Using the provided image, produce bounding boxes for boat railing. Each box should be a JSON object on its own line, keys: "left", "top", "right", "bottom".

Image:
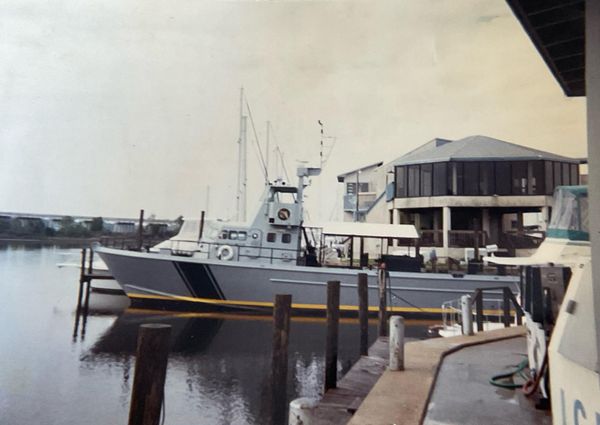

{"left": 154, "top": 238, "right": 307, "bottom": 265}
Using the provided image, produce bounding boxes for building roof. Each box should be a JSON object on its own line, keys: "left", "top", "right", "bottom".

{"left": 506, "top": 0, "right": 585, "bottom": 97}
{"left": 389, "top": 135, "right": 578, "bottom": 166}
{"left": 337, "top": 161, "right": 384, "bottom": 182}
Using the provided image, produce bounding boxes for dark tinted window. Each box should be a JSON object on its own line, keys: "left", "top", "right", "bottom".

{"left": 453, "top": 162, "right": 464, "bottom": 195}
{"left": 570, "top": 163, "right": 579, "bottom": 185}
{"left": 554, "top": 161, "right": 562, "bottom": 187}
{"left": 562, "top": 162, "right": 570, "bottom": 186}
{"left": 432, "top": 162, "right": 447, "bottom": 196}
{"left": 421, "top": 164, "right": 432, "bottom": 197}
{"left": 267, "top": 233, "right": 276, "bottom": 243}
{"left": 463, "top": 162, "right": 479, "bottom": 195}
{"left": 282, "top": 233, "right": 291, "bottom": 243}
{"left": 479, "top": 162, "right": 494, "bottom": 195}
{"left": 495, "top": 162, "right": 511, "bottom": 195}
{"left": 511, "top": 161, "right": 527, "bottom": 195}
{"left": 544, "top": 161, "right": 554, "bottom": 194}
{"left": 395, "top": 166, "right": 407, "bottom": 198}
{"left": 530, "top": 161, "right": 545, "bottom": 195}
{"left": 408, "top": 165, "right": 420, "bottom": 197}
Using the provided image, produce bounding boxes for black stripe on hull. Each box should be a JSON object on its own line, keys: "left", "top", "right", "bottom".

{"left": 174, "top": 261, "right": 225, "bottom": 300}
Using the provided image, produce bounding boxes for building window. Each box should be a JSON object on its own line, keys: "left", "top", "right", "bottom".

{"left": 346, "top": 182, "right": 356, "bottom": 195}
{"left": 432, "top": 162, "right": 447, "bottom": 196}
{"left": 395, "top": 166, "right": 407, "bottom": 198}
{"left": 282, "top": 233, "right": 291, "bottom": 243}
{"left": 562, "top": 162, "right": 571, "bottom": 186}
{"left": 495, "top": 162, "right": 511, "bottom": 195}
{"left": 408, "top": 165, "right": 420, "bottom": 197}
{"left": 463, "top": 162, "right": 479, "bottom": 195}
{"left": 267, "top": 233, "right": 276, "bottom": 243}
{"left": 421, "top": 163, "right": 432, "bottom": 197}
{"left": 479, "top": 162, "right": 494, "bottom": 195}
{"left": 530, "top": 161, "right": 545, "bottom": 195}
{"left": 554, "top": 161, "right": 562, "bottom": 188}
{"left": 511, "top": 161, "right": 528, "bottom": 195}
{"left": 452, "top": 162, "right": 464, "bottom": 195}
{"left": 544, "top": 161, "right": 554, "bottom": 195}
{"left": 570, "top": 163, "right": 579, "bottom": 185}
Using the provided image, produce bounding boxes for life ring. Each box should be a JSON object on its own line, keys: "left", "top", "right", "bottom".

{"left": 217, "top": 245, "right": 235, "bottom": 261}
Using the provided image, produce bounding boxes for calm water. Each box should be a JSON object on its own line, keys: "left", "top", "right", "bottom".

{"left": 0, "top": 244, "right": 431, "bottom": 425}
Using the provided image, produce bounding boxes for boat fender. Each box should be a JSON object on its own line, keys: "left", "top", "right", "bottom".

{"left": 217, "top": 245, "right": 235, "bottom": 261}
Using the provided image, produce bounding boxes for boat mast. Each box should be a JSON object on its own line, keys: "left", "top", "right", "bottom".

{"left": 236, "top": 87, "right": 247, "bottom": 222}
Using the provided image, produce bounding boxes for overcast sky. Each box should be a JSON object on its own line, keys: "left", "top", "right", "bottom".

{"left": 0, "top": 0, "right": 587, "bottom": 221}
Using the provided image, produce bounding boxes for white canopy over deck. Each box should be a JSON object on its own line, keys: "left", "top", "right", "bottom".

{"left": 319, "top": 222, "right": 419, "bottom": 239}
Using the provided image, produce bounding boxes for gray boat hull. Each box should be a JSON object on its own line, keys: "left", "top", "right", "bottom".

{"left": 96, "top": 246, "right": 519, "bottom": 316}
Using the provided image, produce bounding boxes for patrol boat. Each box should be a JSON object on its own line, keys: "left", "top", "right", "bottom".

{"left": 95, "top": 166, "right": 517, "bottom": 316}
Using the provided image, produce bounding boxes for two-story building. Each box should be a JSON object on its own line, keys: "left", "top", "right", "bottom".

{"left": 339, "top": 135, "right": 582, "bottom": 261}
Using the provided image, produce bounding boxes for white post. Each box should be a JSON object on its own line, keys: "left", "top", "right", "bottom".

{"left": 389, "top": 315, "right": 405, "bottom": 371}
{"left": 442, "top": 206, "right": 451, "bottom": 258}
{"left": 288, "top": 397, "right": 319, "bottom": 425}
{"left": 461, "top": 295, "right": 474, "bottom": 336}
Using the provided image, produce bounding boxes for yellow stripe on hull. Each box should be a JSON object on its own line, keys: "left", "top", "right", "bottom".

{"left": 127, "top": 292, "right": 512, "bottom": 316}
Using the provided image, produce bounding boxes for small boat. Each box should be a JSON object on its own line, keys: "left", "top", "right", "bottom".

{"left": 95, "top": 166, "right": 518, "bottom": 317}
{"left": 484, "top": 185, "right": 590, "bottom": 268}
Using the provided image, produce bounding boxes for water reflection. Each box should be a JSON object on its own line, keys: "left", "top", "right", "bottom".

{"left": 0, "top": 244, "right": 433, "bottom": 425}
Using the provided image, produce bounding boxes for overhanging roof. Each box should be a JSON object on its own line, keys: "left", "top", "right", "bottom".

{"left": 390, "top": 135, "right": 578, "bottom": 166}
{"left": 506, "top": 0, "right": 585, "bottom": 97}
{"left": 320, "top": 222, "right": 419, "bottom": 239}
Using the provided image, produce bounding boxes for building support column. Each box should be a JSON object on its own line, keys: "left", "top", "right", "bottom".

{"left": 442, "top": 206, "right": 451, "bottom": 258}
{"left": 586, "top": 0, "right": 600, "bottom": 372}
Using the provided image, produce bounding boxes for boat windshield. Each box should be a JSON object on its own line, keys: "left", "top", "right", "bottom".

{"left": 547, "top": 185, "right": 588, "bottom": 241}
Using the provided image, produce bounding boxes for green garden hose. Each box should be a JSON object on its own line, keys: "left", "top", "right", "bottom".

{"left": 489, "top": 358, "right": 529, "bottom": 389}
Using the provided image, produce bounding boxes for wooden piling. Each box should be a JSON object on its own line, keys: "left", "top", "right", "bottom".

{"left": 325, "top": 280, "right": 340, "bottom": 391}
{"left": 128, "top": 324, "right": 171, "bottom": 425}
{"left": 76, "top": 248, "right": 87, "bottom": 310}
{"left": 474, "top": 289, "right": 484, "bottom": 332}
{"left": 198, "top": 210, "right": 206, "bottom": 241}
{"left": 271, "top": 294, "right": 292, "bottom": 425}
{"left": 377, "top": 265, "right": 387, "bottom": 337}
{"left": 137, "top": 209, "right": 145, "bottom": 251}
{"left": 357, "top": 273, "right": 369, "bottom": 356}
{"left": 502, "top": 288, "right": 511, "bottom": 328}
{"left": 87, "top": 248, "right": 94, "bottom": 274}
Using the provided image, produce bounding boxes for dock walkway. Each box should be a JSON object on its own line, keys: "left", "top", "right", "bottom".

{"left": 306, "top": 338, "right": 390, "bottom": 425}
{"left": 348, "top": 326, "right": 535, "bottom": 425}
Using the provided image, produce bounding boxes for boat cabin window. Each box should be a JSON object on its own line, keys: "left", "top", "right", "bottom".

{"left": 275, "top": 192, "right": 296, "bottom": 204}
{"left": 282, "top": 233, "right": 291, "bottom": 244}
{"left": 267, "top": 232, "right": 276, "bottom": 243}
{"left": 219, "top": 231, "right": 228, "bottom": 239}
{"left": 238, "top": 231, "right": 247, "bottom": 241}
{"left": 229, "top": 231, "right": 238, "bottom": 240}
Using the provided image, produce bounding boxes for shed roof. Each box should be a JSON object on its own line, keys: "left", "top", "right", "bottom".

{"left": 390, "top": 135, "right": 578, "bottom": 166}
{"left": 320, "top": 222, "right": 419, "bottom": 239}
{"left": 337, "top": 161, "right": 384, "bottom": 182}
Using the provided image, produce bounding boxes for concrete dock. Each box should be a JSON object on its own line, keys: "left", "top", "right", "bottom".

{"left": 304, "top": 326, "right": 550, "bottom": 425}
